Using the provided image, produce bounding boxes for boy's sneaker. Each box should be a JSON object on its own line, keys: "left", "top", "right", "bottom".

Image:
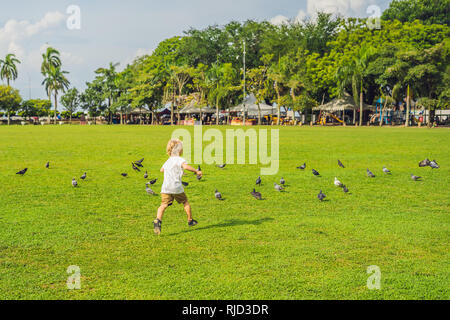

{"left": 153, "top": 219, "right": 162, "bottom": 235}
{"left": 188, "top": 220, "right": 198, "bottom": 227}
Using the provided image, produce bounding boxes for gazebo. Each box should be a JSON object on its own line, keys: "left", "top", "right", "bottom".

{"left": 230, "top": 94, "right": 276, "bottom": 116}
{"left": 313, "top": 94, "right": 374, "bottom": 125}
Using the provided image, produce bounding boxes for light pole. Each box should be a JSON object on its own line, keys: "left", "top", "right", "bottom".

{"left": 243, "top": 40, "right": 247, "bottom": 126}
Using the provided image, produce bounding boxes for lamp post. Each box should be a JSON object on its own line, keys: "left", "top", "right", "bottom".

{"left": 243, "top": 40, "right": 247, "bottom": 126}
{"left": 229, "top": 40, "right": 247, "bottom": 126}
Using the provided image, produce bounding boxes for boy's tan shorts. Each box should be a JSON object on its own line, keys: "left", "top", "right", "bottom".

{"left": 161, "top": 193, "right": 188, "bottom": 205}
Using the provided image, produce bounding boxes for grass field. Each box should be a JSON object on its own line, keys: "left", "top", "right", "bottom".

{"left": 0, "top": 125, "right": 449, "bottom": 300}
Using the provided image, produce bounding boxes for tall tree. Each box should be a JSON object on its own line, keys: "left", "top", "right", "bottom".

{"left": 95, "top": 62, "right": 119, "bottom": 124}
{"left": 61, "top": 88, "right": 79, "bottom": 124}
{"left": 336, "top": 45, "right": 375, "bottom": 126}
{"left": 0, "top": 85, "right": 22, "bottom": 125}
{"left": 382, "top": 0, "right": 450, "bottom": 25}
{"left": 0, "top": 54, "right": 21, "bottom": 86}
{"left": 42, "top": 66, "right": 70, "bottom": 124}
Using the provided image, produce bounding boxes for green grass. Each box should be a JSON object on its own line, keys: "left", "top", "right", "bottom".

{"left": 0, "top": 125, "right": 449, "bottom": 300}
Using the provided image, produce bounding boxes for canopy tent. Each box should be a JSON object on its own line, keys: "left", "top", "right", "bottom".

{"left": 313, "top": 94, "right": 375, "bottom": 112}
{"left": 179, "top": 105, "right": 216, "bottom": 114}
{"left": 230, "top": 94, "right": 276, "bottom": 116}
{"left": 130, "top": 107, "right": 150, "bottom": 115}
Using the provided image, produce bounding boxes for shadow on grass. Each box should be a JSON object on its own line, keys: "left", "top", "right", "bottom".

{"left": 166, "top": 217, "right": 274, "bottom": 237}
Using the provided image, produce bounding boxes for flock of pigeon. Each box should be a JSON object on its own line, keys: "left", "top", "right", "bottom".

{"left": 15, "top": 157, "right": 440, "bottom": 204}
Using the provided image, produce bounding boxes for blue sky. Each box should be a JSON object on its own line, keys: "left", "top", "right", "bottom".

{"left": 0, "top": 0, "right": 391, "bottom": 100}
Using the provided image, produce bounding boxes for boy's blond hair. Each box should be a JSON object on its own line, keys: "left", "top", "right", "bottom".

{"left": 167, "top": 139, "right": 184, "bottom": 157}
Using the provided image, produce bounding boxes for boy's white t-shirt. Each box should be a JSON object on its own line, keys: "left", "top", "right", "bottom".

{"left": 161, "top": 156, "right": 187, "bottom": 194}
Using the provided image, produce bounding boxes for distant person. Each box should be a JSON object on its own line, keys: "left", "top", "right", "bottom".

{"left": 153, "top": 139, "right": 202, "bottom": 235}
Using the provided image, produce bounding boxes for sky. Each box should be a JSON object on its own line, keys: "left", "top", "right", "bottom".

{"left": 0, "top": 0, "right": 392, "bottom": 100}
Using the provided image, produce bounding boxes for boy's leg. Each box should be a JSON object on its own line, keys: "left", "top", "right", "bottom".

{"left": 155, "top": 195, "right": 172, "bottom": 235}
{"left": 154, "top": 205, "right": 167, "bottom": 235}
{"left": 157, "top": 204, "right": 168, "bottom": 222}
{"left": 183, "top": 201, "right": 193, "bottom": 222}
{"left": 183, "top": 201, "right": 198, "bottom": 227}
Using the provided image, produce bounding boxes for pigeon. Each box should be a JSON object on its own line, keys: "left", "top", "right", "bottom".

{"left": 430, "top": 160, "right": 440, "bottom": 169}
{"left": 419, "top": 159, "right": 431, "bottom": 167}
{"left": 318, "top": 190, "right": 326, "bottom": 201}
{"left": 134, "top": 162, "right": 144, "bottom": 168}
{"left": 149, "top": 179, "right": 157, "bottom": 185}
{"left": 135, "top": 158, "right": 144, "bottom": 165}
{"left": 216, "top": 164, "right": 226, "bottom": 169}
{"left": 342, "top": 185, "right": 349, "bottom": 193}
{"left": 145, "top": 183, "right": 156, "bottom": 195}
{"left": 312, "top": 169, "right": 320, "bottom": 176}
{"left": 251, "top": 189, "right": 262, "bottom": 200}
{"left": 280, "top": 178, "right": 286, "bottom": 186}
{"left": 367, "top": 169, "right": 376, "bottom": 178}
{"left": 274, "top": 183, "right": 284, "bottom": 192}
{"left": 411, "top": 174, "right": 422, "bottom": 181}
{"left": 81, "top": 172, "right": 87, "bottom": 180}
{"left": 16, "top": 168, "right": 28, "bottom": 175}
{"left": 121, "top": 173, "right": 128, "bottom": 177}
{"left": 144, "top": 171, "right": 148, "bottom": 179}
{"left": 334, "top": 177, "right": 343, "bottom": 187}
{"left": 256, "top": 176, "right": 261, "bottom": 186}
{"left": 297, "top": 163, "right": 306, "bottom": 170}
{"left": 338, "top": 160, "right": 345, "bottom": 168}
{"left": 45, "top": 162, "right": 50, "bottom": 169}
{"left": 132, "top": 162, "right": 141, "bottom": 172}
{"left": 182, "top": 181, "right": 189, "bottom": 187}
{"left": 383, "top": 167, "right": 391, "bottom": 174}
{"left": 72, "top": 178, "right": 78, "bottom": 187}
{"left": 215, "top": 190, "right": 223, "bottom": 200}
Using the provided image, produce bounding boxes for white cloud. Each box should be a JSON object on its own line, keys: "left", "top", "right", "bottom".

{"left": 0, "top": 12, "right": 65, "bottom": 57}
{"left": 273, "top": 0, "right": 378, "bottom": 24}
{"left": 122, "top": 48, "right": 154, "bottom": 66}
{"left": 270, "top": 15, "right": 290, "bottom": 26}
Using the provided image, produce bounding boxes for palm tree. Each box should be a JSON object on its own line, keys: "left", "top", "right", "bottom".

{"left": 41, "top": 47, "right": 62, "bottom": 123}
{"left": 42, "top": 66, "right": 70, "bottom": 124}
{"left": 41, "top": 47, "right": 61, "bottom": 76}
{"left": 0, "top": 54, "right": 21, "bottom": 86}
{"left": 336, "top": 45, "right": 374, "bottom": 126}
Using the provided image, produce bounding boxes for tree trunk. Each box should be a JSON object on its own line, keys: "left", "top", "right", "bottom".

{"left": 359, "top": 90, "right": 363, "bottom": 127}
{"left": 216, "top": 97, "right": 219, "bottom": 126}
{"left": 120, "top": 112, "right": 123, "bottom": 125}
{"left": 429, "top": 109, "right": 436, "bottom": 127}
{"left": 379, "top": 99, "right": 388, "bottom": 127}
{"left": 277, "top": 105, "right": 281, "bottom": 126}
{"left": 7, "top": 110, "right": 10, "bottom": 125}
{"left": 257, "top": 104, "right": 261, "bottom": 125}
{"left": 70, "top": 114, "right": 72, "bottom": 125}
{"left": 54, "top": 92, "right": 58, "bottom": 125}
{"left": 405, "top": 85, "right": 410, "bottom": 127}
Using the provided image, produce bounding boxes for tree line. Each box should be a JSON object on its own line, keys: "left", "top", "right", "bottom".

{"left": 1, "top": 0, "right": 449, "bottom": 126}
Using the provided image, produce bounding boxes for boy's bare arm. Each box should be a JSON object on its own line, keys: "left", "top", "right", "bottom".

{"left": 182, "top": 163, "right": 202, "bottom": 177}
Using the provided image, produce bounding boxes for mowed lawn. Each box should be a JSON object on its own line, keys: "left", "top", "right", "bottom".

{"left": 0, "top": 125, "right": 448, "bottom": 300}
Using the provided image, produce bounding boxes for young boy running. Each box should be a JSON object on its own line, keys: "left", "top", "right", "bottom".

{"left": 153, "top": 139, "right": 202, "bottom": 235}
